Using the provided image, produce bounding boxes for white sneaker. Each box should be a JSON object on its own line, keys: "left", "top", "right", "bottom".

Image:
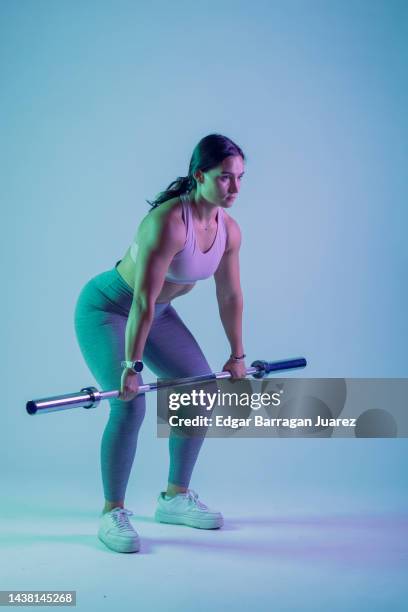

{"left": 154, "top": 489, "right": 224, "bottom": 529}
{"left": 98, "top": 507, "right": 140, "bottom": 553}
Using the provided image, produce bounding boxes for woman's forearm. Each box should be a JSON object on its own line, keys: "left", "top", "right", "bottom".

{"left": 125, "top": 301, "right": 155, "bottom": 362}
{"left": 217, "top": 295, "right": 244, "bottom": 356}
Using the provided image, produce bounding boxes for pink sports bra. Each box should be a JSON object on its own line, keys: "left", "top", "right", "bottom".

{"left": 129, "top": 194, "right": 228, "bottom": 284}
{"left": 164, "top": 193, "right": 227, "bottom": 284}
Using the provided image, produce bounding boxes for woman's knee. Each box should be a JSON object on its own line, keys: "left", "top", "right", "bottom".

{"left": 107, "top": 395, "right": 146, "bottom": 428}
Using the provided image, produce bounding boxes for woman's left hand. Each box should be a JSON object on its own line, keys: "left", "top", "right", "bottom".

{"left": 221, "top": 357, "right": 247, "bottom": 380}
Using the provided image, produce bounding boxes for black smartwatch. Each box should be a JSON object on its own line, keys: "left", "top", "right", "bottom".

{"left": 121, "top": 360, "right": 144, "bottom": 373}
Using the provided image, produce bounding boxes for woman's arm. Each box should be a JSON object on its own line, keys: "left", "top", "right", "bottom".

{"left": 214, "top": 217, "right": 246, "bottom": 378}
{"left": 125, "top": 209, "right": 185, "bottom": 362}
{"left": 120, "top": 208, "right": 184, "bottom": 400}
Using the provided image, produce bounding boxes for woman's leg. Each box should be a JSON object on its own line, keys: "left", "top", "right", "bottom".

{"left": 143, "top": 304, "right": 215, "bottom": 493}
{"left": 74, "top": 275, "right": 146, "bottom": 511}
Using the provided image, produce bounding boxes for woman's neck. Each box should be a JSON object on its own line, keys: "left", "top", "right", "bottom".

{"left": 188, "top": 189, "right": 218, "bottom": 226}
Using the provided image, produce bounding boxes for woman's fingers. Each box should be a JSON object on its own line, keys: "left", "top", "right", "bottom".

{"left": 119, "top": 369, "right": 140, "bottom": 401}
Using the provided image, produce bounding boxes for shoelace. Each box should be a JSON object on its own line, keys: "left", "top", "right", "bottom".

{"left": 185, "top": 489, "right": 208, "bottom": 510}
{"left": 109, "top": 508, "right": 134, "bottom": 532}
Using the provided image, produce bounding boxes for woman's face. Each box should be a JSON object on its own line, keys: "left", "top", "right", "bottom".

{"left": 195, "top": 155, "right": 245, "bottom": 207}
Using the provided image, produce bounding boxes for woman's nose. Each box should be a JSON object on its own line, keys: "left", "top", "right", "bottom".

{"left": 229, "top": 180, "right": 239, "bottom": 193}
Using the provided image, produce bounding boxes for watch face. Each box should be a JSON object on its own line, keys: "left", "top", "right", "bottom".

{"left": 134, "top": 361, "right": 143, "bottom": 372}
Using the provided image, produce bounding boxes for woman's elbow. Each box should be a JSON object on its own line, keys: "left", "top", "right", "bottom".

{"left": 131, "top": 293, "right": 155, "bottom": 317}
{"left": 217, "top": 291, "right": 243, "bottom": 305}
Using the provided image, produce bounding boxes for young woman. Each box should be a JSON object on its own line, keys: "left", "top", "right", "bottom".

{"left": 74, "top": 133, "right": 246, "bottom": 553}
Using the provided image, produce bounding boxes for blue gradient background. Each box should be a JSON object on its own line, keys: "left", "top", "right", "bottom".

{"left": 2, "top": 1, "right": 407, "bottom": 610}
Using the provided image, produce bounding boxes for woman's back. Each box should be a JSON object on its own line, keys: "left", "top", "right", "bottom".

{"left": 116, "top": 196, "right": 194, "bottom": 303}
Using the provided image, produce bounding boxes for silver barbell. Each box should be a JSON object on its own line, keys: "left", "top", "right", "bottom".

{"left": 26, "top": 357, "right": 307, "bottom": 415}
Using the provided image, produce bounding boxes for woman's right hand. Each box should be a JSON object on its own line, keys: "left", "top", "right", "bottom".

{"left": 119, "top": 368, "right": 140, "bottom": 401}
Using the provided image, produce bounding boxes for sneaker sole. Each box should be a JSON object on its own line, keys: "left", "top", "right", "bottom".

{"left": 97, "top": 528, "right": 140, "bottom": 553}
{"left": 154, "top": 510, "right": 223, "bottom": 529}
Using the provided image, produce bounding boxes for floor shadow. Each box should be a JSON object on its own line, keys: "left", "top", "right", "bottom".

{"left": 2, "top": 514, "right": 407, "bottom": 569}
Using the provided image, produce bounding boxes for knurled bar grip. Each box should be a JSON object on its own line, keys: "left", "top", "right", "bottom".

{"left": 26, "top": 357, "right": 307, "bottom": 415}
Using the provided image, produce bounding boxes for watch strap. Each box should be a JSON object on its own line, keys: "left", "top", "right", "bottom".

{"left": 121, "top": 360, "right": 144, "bottom": 372}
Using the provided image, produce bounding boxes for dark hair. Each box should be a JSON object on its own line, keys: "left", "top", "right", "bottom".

{"left": 146, "top": 133, "right": 245, "bottom": 210}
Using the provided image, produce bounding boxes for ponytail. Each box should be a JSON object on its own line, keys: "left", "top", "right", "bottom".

{"left": 147, "top": 175, "right": 195, "bottom": 211}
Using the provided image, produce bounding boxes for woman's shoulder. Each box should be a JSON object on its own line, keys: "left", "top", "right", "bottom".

{"left": 148, "top": 196, "right": 183, "bottom": 219}
{"left": 137, "top": 196, "right": 185, "bottom": 242}
{"left": 221, "top": 209, "right": 240, "bottom": 233}
{"left": 221, "top": 210, "right": 241, "bottom": 250}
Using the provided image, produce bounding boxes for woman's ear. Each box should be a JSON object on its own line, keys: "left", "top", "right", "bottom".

{"left": 194, "top": 170, "right": 204, "bottom": 184}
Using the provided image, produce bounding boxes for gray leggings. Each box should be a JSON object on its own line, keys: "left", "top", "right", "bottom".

{"left": 74, "top": 262, "right": 212, "bottom": 501}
